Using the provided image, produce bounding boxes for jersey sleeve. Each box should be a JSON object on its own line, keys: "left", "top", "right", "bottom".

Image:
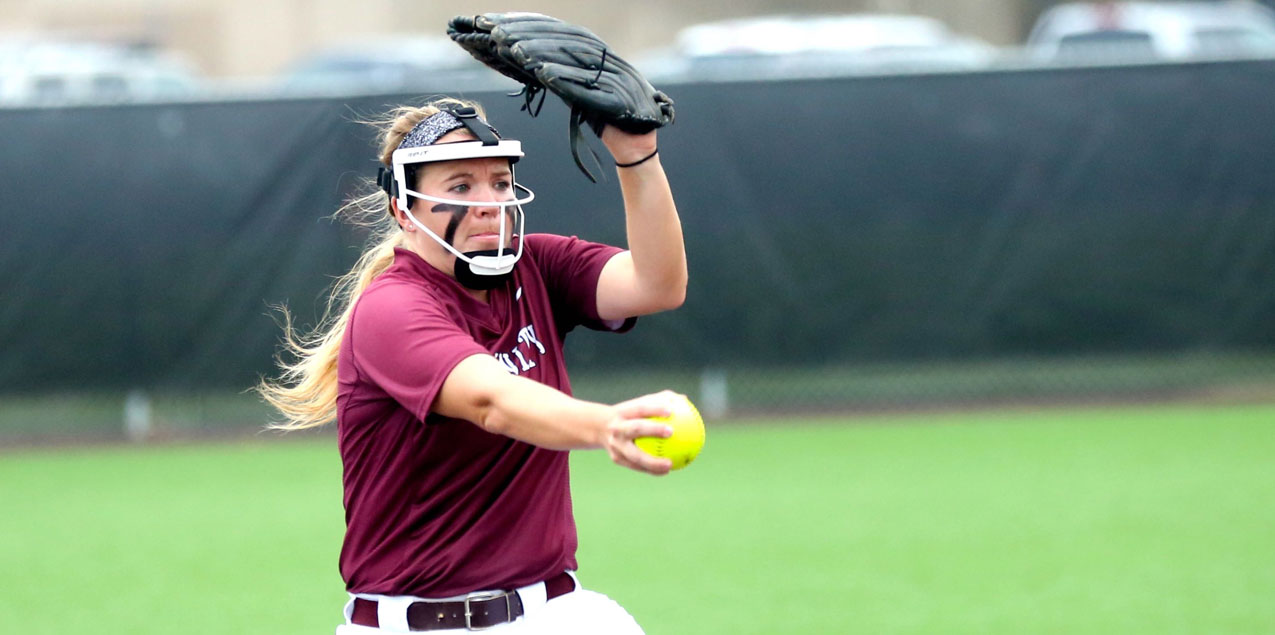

{"left": 526, "top": 233, "right": 637, "bottom": 334}
{"left": 345, "top": 282, "right": 489, "bottom": 422}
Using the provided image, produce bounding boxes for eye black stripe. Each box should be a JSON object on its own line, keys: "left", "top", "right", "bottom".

{"left": 432, "top": 204, "right": 469, "bottom": 245}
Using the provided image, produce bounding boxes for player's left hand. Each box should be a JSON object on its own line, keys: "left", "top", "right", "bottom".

{"left": 600, "top": 127, "right": 658, "bottom": 167}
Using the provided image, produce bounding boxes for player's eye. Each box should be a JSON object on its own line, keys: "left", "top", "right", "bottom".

{"left": 493, "top": 180, "right": 511, "bottom": 192}
{"left": 450, "top": 183, "right": 470, "bottom": 194}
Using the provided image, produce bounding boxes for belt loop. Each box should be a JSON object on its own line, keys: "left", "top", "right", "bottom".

{"left": 343, "top": 595, "right": 357, "bottom": 623}
{"left": 515, "top": 578, "right": 549, "bottom": 620}
{"left": 376, "top": 595, "right": 412, "bottom": 631}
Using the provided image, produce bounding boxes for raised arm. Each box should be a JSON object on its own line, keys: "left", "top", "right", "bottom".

{"left": 594, "top": 128, "right": 688, "bottom": 321}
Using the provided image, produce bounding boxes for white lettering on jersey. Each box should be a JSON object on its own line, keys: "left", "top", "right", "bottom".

{"left": 517, "top": 325, "right": 546, "bottom": 354}
{"left": 511, "top": 348, "right": 536, "bottom": 372}
{"left": 495, "top": 324, "right": 547, "bottom": 376}
{"left": 494, "top": 353, "right": 519, "bottom": 375}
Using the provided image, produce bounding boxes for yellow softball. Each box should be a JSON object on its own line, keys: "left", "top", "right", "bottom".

{"left": 635, "top": 394, "right": 706, "bottom": 471}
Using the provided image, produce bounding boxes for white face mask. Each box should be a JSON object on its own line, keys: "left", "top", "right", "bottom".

{"left": 391, "top": 137, "right": 535, "bottom": 287}
{"left": 399, "top": 180, "right": 536, "bottom": 278}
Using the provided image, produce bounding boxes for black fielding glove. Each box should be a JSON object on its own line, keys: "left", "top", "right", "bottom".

{"left": 448, "top": 12, "right": 675, "bottom": 181}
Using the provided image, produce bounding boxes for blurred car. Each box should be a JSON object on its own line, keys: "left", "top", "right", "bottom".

{"left": 634, "top": 14, "right": 998, "bottom": 83}
{"left": 1026, "top": 1, "right": 1275, "bottom": 63}
{"left": 278, "top": 36, "right": 513, "bottom": 95}
{"left": 0, "top": 38, "right": 199, "bottom": 106}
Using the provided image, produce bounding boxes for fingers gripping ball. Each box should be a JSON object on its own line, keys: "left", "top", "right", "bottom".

{"left": 636, "top": 395, "right": 705, "bottom": 471}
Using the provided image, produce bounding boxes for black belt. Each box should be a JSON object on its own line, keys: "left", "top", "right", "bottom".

{"left": 351, "top": 571, "right": 576, "bottom": 631}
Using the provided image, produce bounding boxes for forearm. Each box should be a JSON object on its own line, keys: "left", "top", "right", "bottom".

{"left": 616, "top": 155, "right": 688, "bottom": 303}
{"left": 457, "top": 365, "right": 613, "bottom": 450}
{"left": 436, "top": 355, "right": 677, "bottom": 474}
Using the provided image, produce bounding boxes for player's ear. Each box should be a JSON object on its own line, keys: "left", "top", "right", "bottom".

{"left": 388, "top": 198, "right": 411, "bottom": 231}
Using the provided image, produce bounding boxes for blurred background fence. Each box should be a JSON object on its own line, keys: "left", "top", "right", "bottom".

{"left": 3, "top": 2, "right": 1275, "bottom": 444}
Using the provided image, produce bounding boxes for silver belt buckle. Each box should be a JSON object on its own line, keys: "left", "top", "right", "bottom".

{"left": 463, "top": 590, "right": 511, "bottom": 631}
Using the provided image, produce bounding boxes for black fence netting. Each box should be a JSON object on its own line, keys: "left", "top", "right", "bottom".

{"left": 2, "top": 60, "right": 1275, "bottom": 441}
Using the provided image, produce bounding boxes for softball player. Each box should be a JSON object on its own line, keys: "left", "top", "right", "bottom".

{"left": 258, "top": 95, "right": 686, "bottom": 634}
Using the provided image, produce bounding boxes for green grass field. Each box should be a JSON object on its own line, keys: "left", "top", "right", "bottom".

{"left": 1, "top": 402, "right": 1272, "bottom": 634}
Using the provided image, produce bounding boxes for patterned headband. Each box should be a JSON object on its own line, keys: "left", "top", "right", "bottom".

{"left": 399, "top": 109, "right": 500, "bottom": 150}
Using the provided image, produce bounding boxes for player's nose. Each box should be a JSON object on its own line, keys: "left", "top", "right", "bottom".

{"left": 468, "top": 185, "right": 507, "bottom": 216}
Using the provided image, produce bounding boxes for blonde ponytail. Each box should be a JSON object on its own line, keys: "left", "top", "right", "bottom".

{"left": 257, "top": 97, "right": 487, "bottom": 430}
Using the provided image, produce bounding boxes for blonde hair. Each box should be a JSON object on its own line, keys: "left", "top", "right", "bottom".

{"left": 258, "top": 97, "right": 487, "bottom": 430}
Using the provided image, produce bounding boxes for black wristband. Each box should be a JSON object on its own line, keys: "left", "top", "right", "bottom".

{"left": 615, "top": 148, "right": 658, "bottom": 168}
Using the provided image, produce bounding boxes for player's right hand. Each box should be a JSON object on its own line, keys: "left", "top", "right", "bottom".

{"left": 603, "top": 390, "right": 678, "bottom": 475}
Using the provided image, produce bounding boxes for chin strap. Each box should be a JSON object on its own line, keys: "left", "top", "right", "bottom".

{"left": 454, "top": 248, "right": 517, "bottom": 290}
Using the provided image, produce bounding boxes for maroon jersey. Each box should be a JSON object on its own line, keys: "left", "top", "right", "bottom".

{"left": 335, "top": 234, "right": 632, "bottom": 598}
